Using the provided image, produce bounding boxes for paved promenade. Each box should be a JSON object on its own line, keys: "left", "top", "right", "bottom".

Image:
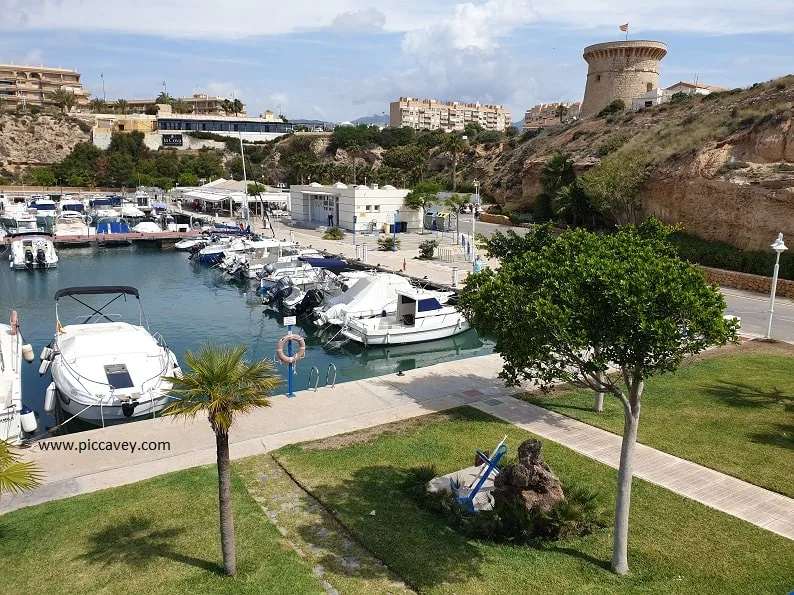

{"left": 3, "top": 353, "right": 793, "bottom": 543}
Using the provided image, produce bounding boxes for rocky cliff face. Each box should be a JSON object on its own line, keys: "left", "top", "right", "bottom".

{"left": 489, "top": 76, "right": 794, "bottom": 251}
{"left": 0, "top": 112, "right": 90, "bottom": 174}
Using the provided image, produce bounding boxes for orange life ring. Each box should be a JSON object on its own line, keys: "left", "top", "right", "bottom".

{"left": 9, "top": 310, "right": 18, "bottom": 335}
{"left": 276, "top": 333, "right": 306, "bottom": 364}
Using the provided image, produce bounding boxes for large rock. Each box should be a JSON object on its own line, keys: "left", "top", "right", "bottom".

{"left": 0, "top": 112, "right": 90, "bottom": 172}
{"left": 493, "top": 438, "right": 565, "bottom": 513}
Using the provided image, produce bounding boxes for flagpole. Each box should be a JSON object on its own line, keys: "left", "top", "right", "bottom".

{"left": 625, "top": 25, "right": 629, "bottom": 41}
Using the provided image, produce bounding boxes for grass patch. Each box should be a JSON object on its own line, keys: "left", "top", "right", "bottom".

{"left": 275, "top": 407, "right": 794, "bottom": 594}
{"left": 0, "top": 465, "right": 322, "bottom": 594}
{"left": 522, "top": 343, "right": 794, "bottom": 497}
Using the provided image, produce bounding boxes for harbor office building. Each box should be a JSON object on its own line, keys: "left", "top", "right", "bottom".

{"left": 289, "top": 183, "right": 421, "bottom": 233}
{"left": 93, "top": 112, "right": 293, "bottom": 150}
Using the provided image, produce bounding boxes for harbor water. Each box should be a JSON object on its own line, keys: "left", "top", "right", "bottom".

{"left": 1, "top": 244, "right": 493, "bottom": 434}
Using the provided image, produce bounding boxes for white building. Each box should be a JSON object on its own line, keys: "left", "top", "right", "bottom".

{"left": 390, "top": 97, "right": 511, "bottom": 132}
{"left": 632, "top": 88, "right": 672, "bottom": 110}
{"left": 289, "top": 183, "right": 421, "bottom": 232}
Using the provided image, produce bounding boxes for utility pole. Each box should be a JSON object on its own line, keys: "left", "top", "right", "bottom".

{"left": 100, "top": 73, "right": 105, "bottom": 102}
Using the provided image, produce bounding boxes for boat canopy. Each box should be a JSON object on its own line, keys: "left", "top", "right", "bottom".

{"left": 55, "top": 286, "right": 140, "bottom": 300}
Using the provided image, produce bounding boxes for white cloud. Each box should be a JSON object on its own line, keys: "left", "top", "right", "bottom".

{"left": 22, "top": 48, "right": 45, "bottom": 64}
{"left": 330, "top": 8, "right": 386, "bottom": 32}
{"left": 202, "top": 81, "right": 241, "bottom": 100}
{"left": 312, "top": 104, "right": 330, "bottom": 119}
{"left": 2, "top": 0, "right": 793, "bottom": 38}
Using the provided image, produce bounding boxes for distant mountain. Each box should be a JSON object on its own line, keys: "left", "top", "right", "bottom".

{"left": 512, "top": 119, "right": 524, "bottom": 130}
{"left": 351, "top": 114, "right": 389, "bottom": 126}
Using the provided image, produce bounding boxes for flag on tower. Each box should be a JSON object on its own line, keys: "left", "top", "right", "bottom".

{"left": 619, "top": 23, "right": 629, "bottom": 32}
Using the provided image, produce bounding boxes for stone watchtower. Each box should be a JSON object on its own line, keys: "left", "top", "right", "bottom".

{"left": 580, "top": 40, "right": 667, "bottom": 118}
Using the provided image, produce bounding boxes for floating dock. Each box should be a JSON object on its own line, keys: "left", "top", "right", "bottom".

{"left": 2, "top": 230, "right": 201, "bottom": 249}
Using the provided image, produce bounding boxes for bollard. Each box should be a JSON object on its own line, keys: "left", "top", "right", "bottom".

{"left": 461, "top": 234, "right": 465, "bottom": 247}
{"left": 355, "top": 244, "right": 362, "bottom": 260}
{"left": 362, "top": 243, "right": 368, "bottom": 263}
{"left": 451, "top": 266, "right": 459, "bottom": 287}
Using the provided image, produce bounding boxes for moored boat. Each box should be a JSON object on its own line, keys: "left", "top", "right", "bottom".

{"left": 42, "top": 286, "right": 181, "bottom": 426}
{"left": 0, "top": 312, "right": 37, "bottom": 444}
{"left": 8, "top": 233, "right": 59, "bottom": 270}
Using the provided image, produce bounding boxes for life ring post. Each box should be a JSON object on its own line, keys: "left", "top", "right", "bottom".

{"left": 277, "top": 316, "right": 303, "bottom": 398}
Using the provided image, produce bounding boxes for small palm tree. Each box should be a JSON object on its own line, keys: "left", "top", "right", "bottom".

{"left": 89, "top": 98, "right": 107, "bottom": 113}
{"left": 115, "top": 98, "right": 129, "bottom": 114}
{"left": 232, "top": 99, "right": 244, "bottom": 116}
{"left": 221, "top": 99, "right": 233, "bottom": 115}
{"left": 50, "top": 89, "right": 76, "bottom": 114}
{"left": 155, "top": 91, "right": 172, "bottom": 105}
{"left": 0, "top": 440, "right": 42, "bottom": 502}
{"left": 445, "top": 133, "right": 464, "bottom": 191}
{"left": 162, "top": 343, "right": 280, "bottom": 576}
{"left": 347, "top": 143, "right": 363, "bottom": 185}
{"left": 554, "top": 104, "right": 569, "bottom": 121}
{"left": 540, "top": 153, "right": 575, "bottom": 198}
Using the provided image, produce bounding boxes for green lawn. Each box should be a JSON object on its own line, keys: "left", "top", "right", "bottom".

{"left": 274, "top": 407, "right": 794, "bottom": 595}
{"left": 0, "top": 466, "right": 324, "bottom": 594}
{"left": 521, "top": 343, "right": 794, "bottom": 497}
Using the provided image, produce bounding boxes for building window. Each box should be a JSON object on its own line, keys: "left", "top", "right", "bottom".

{"left": 365, "top": 205, "right": 371, "bottom": 211}
{"left": 596, "top": 75, "right": 601, "bottom": 82}
{"left": 374, "top": 205, "right": 380, "bottom": 211}
{"left": 647, "top": 83, "right": 653, "bottom": 92}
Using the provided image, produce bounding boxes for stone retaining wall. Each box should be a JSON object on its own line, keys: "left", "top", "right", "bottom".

{"left": 700, "top": 266, "right": 794, "bottom": 298}
{"left": 479, "top": 213, "right": 512, "bottom": 225}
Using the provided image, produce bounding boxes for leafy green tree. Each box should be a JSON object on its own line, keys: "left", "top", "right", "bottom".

{"left": 247, "top": 182, "right": 265, "bottom": 195}
{"left": 232, "top": 99, "right": 244, "bottom": 116}
{"left": 378, "top": 126, "right": 415, "bottom": 149}
{"left": 532, "top": 193, "right": 553, "bottom": 222}
{"left": 163, "top": 343, "right": 280, "bottom": 576}
{"left": 553, "top": 181, "right": 593, "bottom": 227}
{"left": 194, "top": 150, "right": 224, "bottom": 181}
{"left": 115, "top": 98, "right": 129, "bottom": 114}
{"left": 382, "top": 144, "right": 426, "bottom": 171}
{"left": 144, "top": 105, "right": 158, "bottom": 116}
{"left": 26, "top": 167, "right": 56, "bottom": 186}
{"left": 458, "top": 219, "right": 737, "bottom": 576}
{"left": 178, "top": 172, "right": 199, "bottom": 187}
{"left": 108, "top": 131, "right": 150, "bottom": 161}
{"left": 221, "top": 99, "right": 232, "bottom": 115}
{"left": 444, "top": 192, "right": 470, "bottom": 236}
{"left": 0, "top": 440, "right": 42, "bottom": 503}
{"left": 445, "top": 133, "right": 464, "bottom": 191}
{"left": 106, "top": 152, "right": 135, "bottom": 186}
{"left": 53, "top": 142, "right": 102, "bottom": 185}
{"left": 155, "top": 92, "right": 172, "bottom": 105}
{"left": 89, "top": 98, "right": 107, "bottom": 113}
{"left": 580, "top": 152, "right": 647, "bottom": 225}
{"left": 463, "top": 122, "right": 485, "bottom": 141}
{"left": 172, "top": 99, "right": 192, "bottom": 114}
{"left": 404, "top": 181, "right": 442, "bottom": 234}
{"left": 154, "top": 150, "right": 180, "bottom": 180}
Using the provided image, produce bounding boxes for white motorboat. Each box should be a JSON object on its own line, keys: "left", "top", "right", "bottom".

{"left": 314, "top": 273, "right": 414, "bottom": 326}
{"left": 341, "top": 288, "right": 469, "bottom": 346}
{"left": 0, "top": 312, "right": 37, "bottom": 444}
{"left": 8, "top": 233, "right": 59, "bottom": 270}
{"left": 132, "top": 221, "right": 163, "bottom": 233}
{"left": 258, "top": 261, "right": 329, "bottom": 289}
{"left": 223, "top": 245, "right": 321, "bottom": 280}
{"left": 42, "top": 286, "right": 181, "bottom": 426}
{"left": 1, "top": 210, "right": 40, "bottom": 234}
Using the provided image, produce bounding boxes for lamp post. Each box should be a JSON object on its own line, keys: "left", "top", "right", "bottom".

{"left": 100, "top": 73, "right": 105, "bottom": 102}
{"left": 471, "top": 179, "right": 479, "bottom": 262}
{"left": 393, "top": 209, "right": 399, "bottom": 252}
{"left": 766, "top": 232, "right": 788, "bottom": 339}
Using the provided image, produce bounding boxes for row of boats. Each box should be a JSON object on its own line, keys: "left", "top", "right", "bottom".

{"left": 180, "top": 229, "right": 471, "bottom": 347}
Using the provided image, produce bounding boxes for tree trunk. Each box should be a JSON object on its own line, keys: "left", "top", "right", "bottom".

{"left": 216, "top": 431, "right": 237, "bottom": 576}
{"left": 452, "top": 156, "right": 457, "bottom": 191}
{"left": 611, "top": 381, "right": 642, "bottom": 575}
{"left": 593, "top": 346, "right": 604, "bottom": 412}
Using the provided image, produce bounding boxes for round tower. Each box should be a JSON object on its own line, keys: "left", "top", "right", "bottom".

{"left": 580, "top": 40, "right": 667, "bottom": 118}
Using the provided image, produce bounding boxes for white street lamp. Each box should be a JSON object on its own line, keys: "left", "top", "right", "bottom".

{"left": 766, "top": 232, "right": 788, "bottom": 339}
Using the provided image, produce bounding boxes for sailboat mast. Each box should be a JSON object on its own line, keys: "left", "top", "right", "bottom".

{"left": 239, "top": 131, "right": 249, "bottom": 227}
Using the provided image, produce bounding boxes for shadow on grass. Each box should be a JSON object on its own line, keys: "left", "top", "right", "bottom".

{"left": 750, "top": 424, "right": 794, "bottom": 451}
{"left": 699, "top": 380, "right": 792, "bottom": 409}
{"left": 545, "top": 545, "right": 611, "bottom": 571}
{"left": 76, "top": 516, "right": 222, "bottom": 574}
{"left": 294, "top": 464, "right": 486, "bottom": 591}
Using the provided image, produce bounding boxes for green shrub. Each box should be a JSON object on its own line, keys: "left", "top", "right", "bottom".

{"left": 597, "top": 99, "right": 625, "bottom": 118}
{"left": 775, "top": 82, "right": 787, "bottom": 91}
{"left": 717, "top": 160, "right": 749, "bottom": 173}
{"left": 775, "top": 163, "right": 794, "bottom": 172}
{"left": 669, "top": 92, "right": 693, "bottom": 104}
{"left": 594, "top": 133, "right": 629, "bottom": 157}
{"left": 322, "top": 226, "right": 345, "bottom": 240}
{"left": 377, "top": 236, "right": 400, "bottom": 251}
{"left": 571, "top": 130, "right": 589, "bottom": 141}
{"left": 670, "top": 232, "right": 794, "bottom": 280}
{"left": 532, "top": 193, "right": 553, "bottom": 222}
{"left": 418, "top": 239, "right": 438, "bottom": 259}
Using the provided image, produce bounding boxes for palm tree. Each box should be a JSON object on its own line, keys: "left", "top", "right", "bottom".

{"left": 554, "top": 104, "right": 569, "bottom": 121}
{"left": 172, "top": 99, "right": 191, "bottom": 114}
{"left": 347, "top": 143, "right": 363, "bottom": 185}
{"left": 444, "top": 193, "right": 469, "bottom": 236}
{"left": 155, "top": 91, "right": 172, "bottom": 105}
{"left": 232, "top": 99, "right": 244, "bottom": 116}
{"left": 89, "top": 98, "right": 107, "bottom": 113}
{"left": 162, "top": 343, "right": 280, "bottom": 576}
{"left": 445, "top": 133, "right": 464, "bottom": 191}
{"left": 115, "top": 98, "right": 129, "bottom": 114}
{"left": 50, "top": 89, "right": 76, "bottom": 114}
{"left": 404, "top": 181, "right": 443, "bottom": 234}
{"left": 540, "top": 153, "right": 575, "bottom": 198}
{"left": 221, "top": 99, "right": 233, "bottom": 115}
{"left": 0, "top": 440, "right": 42, "bottom": 503}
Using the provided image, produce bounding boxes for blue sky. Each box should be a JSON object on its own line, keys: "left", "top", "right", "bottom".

{"left": 2, "top": 0, "right": 793, "bottom": 122}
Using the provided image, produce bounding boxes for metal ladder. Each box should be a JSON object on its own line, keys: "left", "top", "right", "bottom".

{"left": 307, "top": 363, "right": 338, "bottom": 391}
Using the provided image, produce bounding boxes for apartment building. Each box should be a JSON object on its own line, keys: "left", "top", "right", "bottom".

{"left": 0, "top": 64, "right": 91, "bottom": 109}
{"left": 111, "top": 93, "right": 246, "bottom": 116}
{"left": 390, "top": 97, "right": 511, "bottom": 132}
{"left": 523, "top": 102, "right": 581, "bottom": 130}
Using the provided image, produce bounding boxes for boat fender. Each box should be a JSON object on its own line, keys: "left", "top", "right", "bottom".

{"left": 40, "top": 346, "right": 53, "bottom": 361}
{"left": 9, "top": 310, "right": 18, "bottom": 335}
{"left": 44, "top": 382, "right": 57, "bottom": 414}
{"left": 276, "top": 333, "right": 306, "bottom": 364}
{"left": 39, "top": 358, "right": 51, "bottom": 375}
{"left": 22, "top": 343, "right": 34, "bottom": 363}
{"left": 20, "top": 406, "right": 38, "bottom": 433}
